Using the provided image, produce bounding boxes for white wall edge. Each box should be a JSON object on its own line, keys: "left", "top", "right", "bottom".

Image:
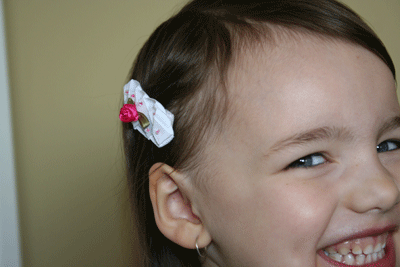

{"left": 0, "top": 0, "right": 21, "bottom": 266}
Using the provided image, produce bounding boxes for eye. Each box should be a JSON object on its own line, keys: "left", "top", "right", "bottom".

{"left": 286, "top": 153, "right": 327, "bottom": 169}
{"left": 377, "top": 140, "right": 400, "bottom": 153}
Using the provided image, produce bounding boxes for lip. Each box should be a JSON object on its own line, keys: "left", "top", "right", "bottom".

{"left": 318, "top": 233, "right": 396, "bottom": 267}
{"left": 322, "top": 225, "right": 398, "bottom": 248}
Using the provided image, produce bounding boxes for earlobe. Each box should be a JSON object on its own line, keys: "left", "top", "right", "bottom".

{"left": 149, "top": 163, "right": 212, "bottom": 249}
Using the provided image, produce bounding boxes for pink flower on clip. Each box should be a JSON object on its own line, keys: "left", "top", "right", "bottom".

{"left": 119, "top": 104, "right": 139, "bottom": 123}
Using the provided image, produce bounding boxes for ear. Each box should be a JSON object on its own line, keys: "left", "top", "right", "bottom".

{"left": 149, "top": 163, "right": 212, "bottom": 249}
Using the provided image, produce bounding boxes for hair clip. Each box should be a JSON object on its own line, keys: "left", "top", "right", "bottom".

{"left": 119, "top": 79, "right": 174, "bottom": 148}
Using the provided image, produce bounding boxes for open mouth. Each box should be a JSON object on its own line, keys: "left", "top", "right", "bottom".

{"left": 318, "top": 232, "right": 396, "bottom": 266}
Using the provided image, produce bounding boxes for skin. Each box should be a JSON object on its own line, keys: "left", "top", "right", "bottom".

{"left": 187, "top": 36, "right": 400, "bottom": 266}
{"left": 396, "top": 231, "right": 400, "bottom": 266}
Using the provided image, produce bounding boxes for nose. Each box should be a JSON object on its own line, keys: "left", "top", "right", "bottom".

{"left": 344, "top": 156, "right": 400, "bottom": 214}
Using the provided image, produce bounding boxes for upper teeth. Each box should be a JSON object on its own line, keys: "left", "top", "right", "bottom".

{"left": 323, "top": 232, "right": 388, "bottom": 265}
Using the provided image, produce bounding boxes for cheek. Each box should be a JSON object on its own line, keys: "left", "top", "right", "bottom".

{"left": 255, "top": 180, "right": 336, "bottom": 248}
{"left": 201, "top": 176, "right": 338, "bottom": 265}
{"left": 395, "top": 231, "right": 400, "bottom": 266}
{"left": 380, "top": 152, "right": 400, "bottom": 178}
{"left": 379, "top": 151, "right": 400, "bottom": 196}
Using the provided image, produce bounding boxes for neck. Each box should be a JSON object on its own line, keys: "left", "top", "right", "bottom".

{"left": 202, "top": 257, "right": 219, "bottom": 267}
{"left": 200, "top": 244, "right": 223, "bottom": 267}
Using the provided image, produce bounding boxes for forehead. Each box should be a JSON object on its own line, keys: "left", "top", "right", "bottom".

{"left": 226, "top": 34, "right": 397, "bottom": 131}
{"left": 204, "top": 34, "right": 399, "bottom": 169}
{"left": 230, "top": 34, "right": 389, "bottom": 95}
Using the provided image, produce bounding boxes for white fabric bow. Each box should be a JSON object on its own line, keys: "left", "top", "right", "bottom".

{"left": 123, "top": 79, "right": 174, "bottom": 148}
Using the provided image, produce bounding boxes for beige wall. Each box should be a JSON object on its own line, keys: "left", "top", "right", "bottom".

{"left": 4, "top": 1, "right": 187, "bottom": 266}
{"left": 3, "top": 1, "right": 399, "bottom": 267}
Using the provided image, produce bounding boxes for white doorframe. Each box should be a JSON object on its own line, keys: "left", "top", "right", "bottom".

{"left": 0, "top": 1, "right": 21, "bottom": 266}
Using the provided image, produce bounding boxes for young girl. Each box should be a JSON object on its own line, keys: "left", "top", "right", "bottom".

{"left": 120, "top": 0, "right": 400, "bottom": 266}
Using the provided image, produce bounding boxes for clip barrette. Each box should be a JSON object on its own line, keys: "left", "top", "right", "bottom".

{"left": 119, "top": 79, "right": 174, "bottom": 148}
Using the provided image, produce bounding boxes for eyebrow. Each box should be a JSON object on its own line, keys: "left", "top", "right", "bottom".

{"left": 265, "top": 115, "right": 400, "bottom": 157}
{"left": 266, "top": 126, "right": 354, "bottom": 157}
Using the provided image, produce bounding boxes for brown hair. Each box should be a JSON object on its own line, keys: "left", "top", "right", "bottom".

{"left": 122, "top": 0, "right": 396, "bottom": 266}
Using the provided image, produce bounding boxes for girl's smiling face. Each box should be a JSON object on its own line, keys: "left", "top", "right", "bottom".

{"left": 195, "top": 35, "right": 400, "bottom": 266}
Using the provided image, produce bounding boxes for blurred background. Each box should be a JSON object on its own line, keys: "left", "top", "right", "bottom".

{"left": 2, "top": 0, "right": 400, "bottom": 266}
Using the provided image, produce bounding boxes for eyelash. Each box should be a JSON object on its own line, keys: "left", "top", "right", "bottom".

{"left": 286, "top": 139, "right": 400, "bottom": 170}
